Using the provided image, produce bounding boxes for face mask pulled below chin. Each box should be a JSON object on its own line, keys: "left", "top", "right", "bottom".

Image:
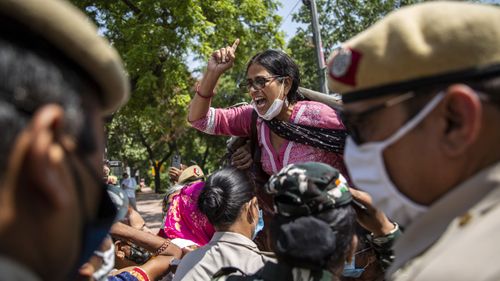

{"left": 344, "top": 93, "right": 444, "bottom": 227}
{"left": 252, "top": 83, "right": 288, "bottom": 120}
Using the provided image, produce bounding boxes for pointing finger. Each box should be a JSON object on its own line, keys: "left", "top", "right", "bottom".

{"left": 231, "top": 38, "right": 240, "bottom": 51}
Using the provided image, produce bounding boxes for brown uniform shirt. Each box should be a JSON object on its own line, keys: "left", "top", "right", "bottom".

{"left": 388, "top": 161, "right": 500, "bottom": 280}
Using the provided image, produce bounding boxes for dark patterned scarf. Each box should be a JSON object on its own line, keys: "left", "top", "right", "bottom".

{"left": 265, "top": 118, "right": 347, "bottom": 154}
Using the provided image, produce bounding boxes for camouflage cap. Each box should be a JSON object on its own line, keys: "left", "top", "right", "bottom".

{"left": 327, "top": 2, "right": 500, "bottom": 103}
{"left": 0, "top": 0, "right": 130, "bottom": 114}
{"left": 265, "top": 162, "right": 352, "bottom": 217}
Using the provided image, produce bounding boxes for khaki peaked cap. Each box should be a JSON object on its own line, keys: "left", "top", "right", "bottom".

{"left": 178, "top": 165, "right": 204, "bottom": 184}
{"left": 327, "top": 2, "right": 500, "bottom": 103}
{"left": 0, "top": 0, "right": 129, "bottom": 114}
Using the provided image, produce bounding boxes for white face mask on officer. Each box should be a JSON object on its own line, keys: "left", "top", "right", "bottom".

{"left": 92, "top": 238, "right": 115, "bottom": 281}
{"left": 344, "top": 92, "right": 445, "bottom": 227}
{"left": 252, "top": 82, "right": 288, "bottom": 120}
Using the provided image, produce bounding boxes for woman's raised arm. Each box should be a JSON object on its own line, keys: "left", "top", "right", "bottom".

{"left": 188, "top": 39, "right": 240, "bottom": 122}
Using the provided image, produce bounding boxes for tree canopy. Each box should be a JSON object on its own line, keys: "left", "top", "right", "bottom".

{"left": 288, "top": 0, "right": 422, "bottom": 91}
{"left": 72, "top": 0, "right": 284, "bottom": 192}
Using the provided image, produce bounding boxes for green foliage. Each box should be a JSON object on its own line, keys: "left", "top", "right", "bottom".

{"left": 287, "top": 30, "right": 320, "bottom": 91}
{"left": 72, "top": 0, "right": 284, "bottom": 191}
{"left": 288, "top": 0, "right": 422, "bottom": 91}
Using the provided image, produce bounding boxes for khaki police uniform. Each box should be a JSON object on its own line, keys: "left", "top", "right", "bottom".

{"left": 326, "top": 2, "right": 500, "bottom": 281}
{"left": 0, "top": 0, "right": 128, "bottom": 115}
{"left": 173, "top": 232, "right": 275, "bottom": 281}
{"left": 388, "top": 161, "right": 500, "bottom": 280}
{"left": 0, "top": 257, "right": 41, "bottom": 281}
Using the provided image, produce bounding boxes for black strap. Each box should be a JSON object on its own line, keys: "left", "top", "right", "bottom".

{"left": 250, "top": 109, "right": 258, "bottom": 159}
{"left": 342, "top": 63, "right": 500, "bottom": 103}
{"left": 250, "top": 110, "right": 269, "bottom": 183}
{"left": 250, "top": 110, "right": 260, "bottom": 171}
{"left": 213, "top": 267, "right": 247, "bottom": 279}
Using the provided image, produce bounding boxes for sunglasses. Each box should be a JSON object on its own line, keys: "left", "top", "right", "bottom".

{"left": 238, "top": 75, "right": 284, "bottom": 92}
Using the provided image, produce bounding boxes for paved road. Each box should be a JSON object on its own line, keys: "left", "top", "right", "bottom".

{"left": 136, "top": 187, "right": 164, "bottom": 233}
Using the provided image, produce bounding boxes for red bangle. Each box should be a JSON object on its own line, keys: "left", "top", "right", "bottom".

{"left": 131, "top": 267, "right": 150, "bottom": 281}
{"left": 196, "top": 84, "right": 215, "bottom": 99}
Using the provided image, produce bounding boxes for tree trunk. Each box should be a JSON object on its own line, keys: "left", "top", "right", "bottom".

{"left": 201, "top": 144, "right": 210, "bottom": 170}
{"left": 153, "top": 164, "right": 161, "bottom": 193}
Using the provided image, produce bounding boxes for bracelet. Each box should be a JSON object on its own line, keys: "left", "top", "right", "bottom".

{"left": 196, "top": 83, "right": 215, "bottom": 99}
{"left": 131, "top": 267, "right": 150, "bottom": 281}
{"left": 371, "top": 222, "right": 401, "bottom": 245}
{"left": 154, "top": 240, "right": 170, "bottom": 256}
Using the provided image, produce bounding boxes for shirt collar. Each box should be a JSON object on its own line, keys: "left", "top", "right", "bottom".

{"left": 389, "top": 160, "right": 500, "bottom": 275}
{"left": 209, "top": 231, "right": 258, "bottom": 248}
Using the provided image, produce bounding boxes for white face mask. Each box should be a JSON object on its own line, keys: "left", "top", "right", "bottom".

{"left": 92, "top": 240, "right": 115, "bottom": 281}
{"left": 344, "top": 92, "right": 444, "bottom": 227}
{"left": 252, "top": 82, "right": 288, "bottom": 120}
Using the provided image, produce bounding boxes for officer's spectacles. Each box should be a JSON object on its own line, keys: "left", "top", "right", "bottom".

{"left": 338, "top": 92, "right": 416, "bottom": 144}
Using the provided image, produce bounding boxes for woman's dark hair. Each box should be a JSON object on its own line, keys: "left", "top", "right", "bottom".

{"left": 246, "top": 49, "right": 302, "bottom": 104}
{"left": 271, "top": 205, "right": 357, "bottom": 273}
{"left": 198, "top": 167, "right": 256, "bottom": 229}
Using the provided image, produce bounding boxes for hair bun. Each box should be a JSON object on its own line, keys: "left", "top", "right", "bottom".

{"left": 198, "top": 186, "right": 225, "bottom": 220}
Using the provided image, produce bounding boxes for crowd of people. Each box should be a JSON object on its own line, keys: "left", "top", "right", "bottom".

{"left": 1, "top": 1, "right": 500, "bottom": 281}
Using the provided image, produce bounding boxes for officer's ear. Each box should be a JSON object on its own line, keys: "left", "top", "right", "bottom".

{"left": 245, "top": 197, "right": 258, "bottom": 224}
{"left": 439, "top": 84, "right": 482, "bottom": 157}
{"left": 22, "top": 104, "right": 77, "bottom": 211}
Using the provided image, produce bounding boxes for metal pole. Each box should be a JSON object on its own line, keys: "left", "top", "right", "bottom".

{"left": 305, "top": 0, "right": 328, "bottom": 94}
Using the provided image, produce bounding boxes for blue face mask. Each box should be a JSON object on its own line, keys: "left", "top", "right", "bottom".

{"left": 78, "top": 186, "right": 117, "bottom": 266}
{"left": 342, "top": 256, "right": 365, "bottom": 278}
{"left": 252, "top": 209, "right": 264, "bottom": 240}
{"left": 69, "top": 157, "right": 117, "bottom": 278}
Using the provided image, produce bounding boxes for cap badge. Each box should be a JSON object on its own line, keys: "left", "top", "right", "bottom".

{"left": 331, "top": 47, "right": 352, "bottom": 77}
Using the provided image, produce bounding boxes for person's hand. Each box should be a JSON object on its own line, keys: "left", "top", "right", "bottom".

{"left": 168, "top": 167, "right": 183, "bottom": 183}
{"left": 231, "top": 140, "right": 253, "bottom": 170}
{"left": 349, "top": 188, "right": 396, "bottom": 237}
{"left": 181, "top": 245, "right": 198, "bottom": 258}
{"left": 207, "top": 39, "right": 240, "bottom": 76}
{"left": 114, "top": 241, "right": 140, "bottom": 269}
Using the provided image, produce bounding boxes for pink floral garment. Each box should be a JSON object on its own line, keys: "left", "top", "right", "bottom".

{"left": 163, "top": 182, "right": 215, "bottom": 246}
{"left": 190, "top": 100, "right": 349, "bottom": 179}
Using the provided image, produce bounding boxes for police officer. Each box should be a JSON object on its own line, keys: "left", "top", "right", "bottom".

{"left": 215, "top": 162, "right": 397, "bottom": 281}
{"left": 0, "top": 0, "right": 129, "bottom": 280}
{"left": 327, "top": 2, "right": 500, "bottom": 280}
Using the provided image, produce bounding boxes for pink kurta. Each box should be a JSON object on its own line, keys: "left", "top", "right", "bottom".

{"left": 190, "top": 100, "right": 349, "bottom": 178}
